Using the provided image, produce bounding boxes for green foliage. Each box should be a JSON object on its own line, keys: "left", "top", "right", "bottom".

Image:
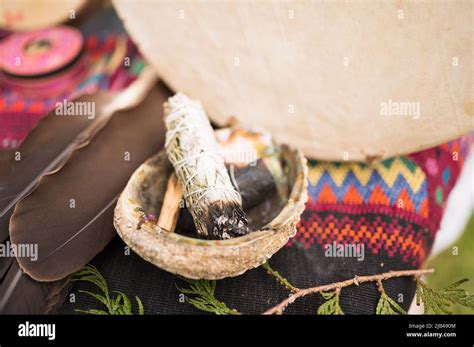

{"left": 73, "top": 264, "right": 144, "bottom": 315}
{"left": 376, "top": 292, "right": 406, "bottom": 315}
{"left": 416, "top": 278, "right": 474, "bottom": 314}
{"left": 176, "top": 278, "right": 240, "bottom": 315}
{"left": 426, "top": 214, "right": 474, "bottom": 313}
{"left": 317, "top": 290, "right": 344, "bottom": 315}
{"left": 262, "top": 261, "right": 298, "bottom": 293}
{"left": 174, "top": 261, "right": 473, "bottom": 315}
{"left": 136, "top": 296, "right": 144, "bottom": 315}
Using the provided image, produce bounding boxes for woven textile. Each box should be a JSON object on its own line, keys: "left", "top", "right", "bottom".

{"left": 0, "top": 33, "right": 144, "bottom": 149}
{"left": 292, "top": 135, "right": 472, "bottom": 268}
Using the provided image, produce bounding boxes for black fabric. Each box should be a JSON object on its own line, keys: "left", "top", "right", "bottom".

{"left": 60, "top": 236, "right": 416, "bottom": 315}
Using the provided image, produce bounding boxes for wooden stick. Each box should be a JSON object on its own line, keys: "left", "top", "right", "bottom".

{"left": 157, "top": 174, "right": 182, "bottom": 232}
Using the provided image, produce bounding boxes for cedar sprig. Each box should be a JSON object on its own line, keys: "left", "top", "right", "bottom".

{"left": 376, "top": 292, "right": 407, "bottom": 315}
{"left": 416, "top": 278, "right": 474, "bottom": 314}
{"left": 73, "top": 264, "right": 144, "bottom": 315}
{"left": 375, "top": 280, "right": 406, "bottom": 315}
{"left": 263, "top": 267, "right": 434, "bottom": 315}
{"left": 261, "top": 261, "right": 298, "bottom": 293}
{"left": 317, "top": 289, "right": 344, "bottom": 315}
{"left": 176, "top": 278, "right": 240, "bottom": 315}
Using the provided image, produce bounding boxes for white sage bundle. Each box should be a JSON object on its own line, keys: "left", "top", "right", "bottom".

{"left": 164, "top": 93, "right": 249, "bottom": 239}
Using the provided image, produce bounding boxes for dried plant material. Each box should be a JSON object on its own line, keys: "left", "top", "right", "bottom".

{"left": 163, "top": 93, "right": 249, "bottom": 240}
{"left": 114, "top": 136, "right": 308, "bottom": 279}
{"left": 175, "top": 159, "right": 278, "bottom": 234}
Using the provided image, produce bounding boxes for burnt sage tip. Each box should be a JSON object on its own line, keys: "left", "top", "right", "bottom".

{"left": 164, "top": 93, "right": 250, "bottom": 241}
{"left": 207, "top": 201, "right": 250, "bottom": 240}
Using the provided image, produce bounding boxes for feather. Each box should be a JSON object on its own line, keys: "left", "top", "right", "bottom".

{"left": 7, "top": 81, "right": 169, "bottom": 282}
{"left": 0, "top": 260, "right": 70, "bottom": 314}
{"left": 0, "top": 84, "right": 111, "bottom": 314}
{"left": 0, "top": 93, "right": 111, "bottom": 242}
{"left": 0, "top": 67, "right": 157, "bottom": 242}
{"left": 0, "top": 7, "right": 161, "bottom": 313}
{"left": 0, "top": 68, "right": 159, "bottom": 312}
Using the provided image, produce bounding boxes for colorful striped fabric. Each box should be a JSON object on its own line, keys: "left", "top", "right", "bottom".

{"left": 0, "top": 33, "right": 144, "bottom": 149}
{"left": 292, "top": 135, "right": 473, "bottom": 267}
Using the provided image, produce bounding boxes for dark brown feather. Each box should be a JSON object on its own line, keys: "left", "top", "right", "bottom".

{"left": 0, "top": 93, "right": 114, "bottom": 242}
{"left": 9, "top": 83, "right": 169, "bottom": 282}
{"left": 0, "top": 66, "right": 157, "bottom": 242}
{"left": 0, "top": 260, "right": 70, "bottom": 314}
{"left": 0, "top": 93, "right": 113, "bottom": 313}
{"left": 0, "top": 257, "right": 13, "bottom": 281}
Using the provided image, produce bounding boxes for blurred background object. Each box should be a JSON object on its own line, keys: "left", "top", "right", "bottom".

{"left": 0, "top": 0, "right": 87, "bottom": 31}
{"left": 113, "top": 0, "right": 473, "bottom": 161}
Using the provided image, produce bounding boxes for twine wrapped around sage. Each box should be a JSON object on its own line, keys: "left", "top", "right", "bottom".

{"left": 164, "top": 93, "right": 249, "bottom": 239}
